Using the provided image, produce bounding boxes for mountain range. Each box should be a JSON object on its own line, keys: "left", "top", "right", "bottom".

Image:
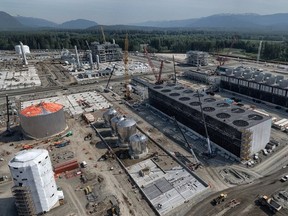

{"left": 0, "top": 11, "right": 98, "bottom": 30}
{"left": 2, "top": 11, "right": 288, "bottom": 31}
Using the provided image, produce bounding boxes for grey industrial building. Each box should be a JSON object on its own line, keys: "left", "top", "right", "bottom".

{"left": 186, "top": 51, "right": 208, "bottom": 66}
{"left": 90, "top": 42, "right": 122, "bottom": 63}
{"left": 219, "top": 66, "right": 288, "bottom": 108}
{"left": 148, "top": 84, "right": 271, "bottom": 160}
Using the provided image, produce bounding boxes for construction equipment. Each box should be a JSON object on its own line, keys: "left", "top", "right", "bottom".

{"left": 217, "top": 35, "right": 237, "bottom": 66}
{"left": 155, "top": 60, "right": 164, "bottom": 85}
{"left": 104, "top": 64, "right": 116, "bottom": 92}
{"left": 144, "top": 46, "right": 159, "bottom": 83}
{"left": 173, "top": 117, "right": 201, "bottom": 169}
{"left": 173, "top": 55, "right": 177, "bottom": 84}
{"left": 84, "top": 133, "right": 92, "bottom": 141}
{"left": 196, "top": 90, "right": 213, "bottom": 156}
{"left": 124, "top": 34, "right": 131, "bottom": 100}
{"left": 212, "top": 193, "right": 228, "bottom": 206}
{"left": 258, "top": 195, "right": 282, "bottom": 213}
{"left": 108, "top": 205, "right": 120, "bottom": 216}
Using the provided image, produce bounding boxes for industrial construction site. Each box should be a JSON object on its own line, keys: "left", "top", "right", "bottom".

{"left": 1, "top": 39, "right": 288, "bottom": 216}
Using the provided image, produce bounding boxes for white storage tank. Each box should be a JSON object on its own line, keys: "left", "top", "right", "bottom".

{"left": 15, "top": 44, "right": 30, "bottom": 55}
{"left": 116, "top": 117, "right": 137, "bottom": 148}
{"left": 128, "top": 133, "right": 148, "bottom": 159}
{"left": 9, "top": 149, "right": 58, "bottom": 215}
{"left": 103, "top": 108, "right": 117, "bottom": 127}
{"left": 110, "top": 115, "right": 124, "bottom": 136}
{"left": 19, "top": 102, "right": 67, "bottom": 139}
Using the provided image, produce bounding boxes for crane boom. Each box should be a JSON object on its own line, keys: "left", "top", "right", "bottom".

{"left": 105, "top": 64, "right": 116, "bottom": 90}
{"left": 173, "top": 55, "right": 177, "bottom": 84}
{"left": 124, "top": 34, "right": 130, "bottom": 99}
{"left": 196, "top": 90, "right": 212, "bottom": 155}
{"left": 155, "top": 60, "right": 164, "bottom": 85}
{"left": 173, "top": 117, "right": 199, "bottom": 164}
{"left": 144, "top": 46, "right": 158, "bottom": 81}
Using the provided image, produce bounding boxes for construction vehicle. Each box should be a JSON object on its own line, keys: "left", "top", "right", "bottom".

{"left": 104, "top": 64, "right": 116, "bottom": 92}
{"left": 108, "top": 205, "right": 120, "bottom": 216}
{"left": 212, "top": 193, "right": 228, "bottom": 206}
{"left": 83, "top": 185, "right": 92, "bottom": 195}
{"left": 258, "top": 195, "right": 282, "bottom": 213}
{"left": 84, "top": 133, "right": 92, "bottom": 141}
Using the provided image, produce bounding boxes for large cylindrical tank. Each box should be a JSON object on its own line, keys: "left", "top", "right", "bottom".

{"left": 19, "top": 102, "right": 67, "bottom": 139}
{"left": 116, "top": 118, "right": 137, "bottom": 147}
{"left": 110, "top": 115, "right": 124, "bottom": 136}
{"left": 128, "top": 133, "right": 148, "bottom": 159}
{"left": 15, "top": 45, "right": 30, "bottom": 55}
{"left": 8, "top": 149, "right": 58, "bottom": 214}
{"left": 103, "top": 108, "right": 117, "bottom": 127}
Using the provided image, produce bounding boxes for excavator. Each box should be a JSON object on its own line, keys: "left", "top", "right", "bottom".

{"left": 212, "top": 193, "right": 228, "bottom": 206}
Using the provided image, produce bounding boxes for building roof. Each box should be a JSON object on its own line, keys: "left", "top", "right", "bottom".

{"left": 20, "top": 102, "right": 63, "bottom": 117}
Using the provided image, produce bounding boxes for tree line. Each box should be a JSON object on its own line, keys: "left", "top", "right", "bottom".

{"left": 1, "top": 29, "right": 288, "bottom": 61}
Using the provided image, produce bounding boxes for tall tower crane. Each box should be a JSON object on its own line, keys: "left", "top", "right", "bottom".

{"left": 155, "top": 60, "right": 164, "bottom": 85}
{"left": 124, "top": 34, "right": 131, "bottom": 100}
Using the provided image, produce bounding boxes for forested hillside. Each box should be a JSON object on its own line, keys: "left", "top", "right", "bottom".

{"left": 1, "top": 29, "right": 288, "bottom": 61}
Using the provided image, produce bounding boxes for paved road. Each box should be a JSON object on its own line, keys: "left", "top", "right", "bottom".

{"left": 185, "top": 168, "right": 288, "bottom": 216}
{"left": 58, "top": 182, "right": 87, "bottom": 216}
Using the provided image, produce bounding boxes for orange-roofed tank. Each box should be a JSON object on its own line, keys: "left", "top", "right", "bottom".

{"left": 19, "top": 102, "right": 67, "bottom": 138}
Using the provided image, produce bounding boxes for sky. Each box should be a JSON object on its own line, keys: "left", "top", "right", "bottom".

{"left": 2, "top": 0, "right": 288, "bottom": 25}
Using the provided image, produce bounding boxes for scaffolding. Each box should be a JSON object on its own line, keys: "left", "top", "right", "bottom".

{"left": 186, "top": 51, "right": 208, "bottom": 66}
{"left": 90, "top": 42, "right": 122, "bottom": 63}
{"left": 12, "top": 186, "right": 37, "bottom": 216}
{"left": 240, "top": 129, "right": 252, "bottom": 161}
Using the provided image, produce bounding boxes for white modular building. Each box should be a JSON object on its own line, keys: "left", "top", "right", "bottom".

{"left": 9, "top": 149, "right": 58, "bottom": 215}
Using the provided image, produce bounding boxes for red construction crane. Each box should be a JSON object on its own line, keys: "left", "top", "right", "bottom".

{"left": 144, "top": 46, "right": 164, "bottom": 84}
{"left": 217, "top": 35, "right": 238, "bottom": 66}
{"left": 144, "top": 46, "right": 158, "bottom": 81}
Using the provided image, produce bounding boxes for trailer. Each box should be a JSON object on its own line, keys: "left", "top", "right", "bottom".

{"left": 273, "top": 119, "right": 288, "bottom": 130}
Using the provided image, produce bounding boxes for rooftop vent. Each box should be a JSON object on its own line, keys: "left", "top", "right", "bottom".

{"left": 203, "top": 107, "right": 215, "bottom": 112}
{"left": 179, "top": 97, "right": 190, "bottom": 101}
{"left": 233, "top": 120, "right": 249, "bottom": 127}
{"left": 183, "top": 89, "right": 193, "bottom": 94}
{"left": 231, "top": 108, "right": 245, "bottom": 113}
{"left": 170, "top": 93, "right": 180, "bottom": 97}
{"left": 204, "top": 98, "right": 216, "bottom": 102}
{"left": 161, "top": 89, "right": 171, "bottom": 93}
{"left": 190, "top": 102, "right": 201, "bottom": 106}
{"left": 248, "top": 114, "right": 263, "bottom": 120}
{"left": 217, "top": 103, "right": 230, "bottom": 107}
{"left": 216, "top": 113, "right": 231, "bottom": 119}
{"left": 174, "top": 86, "right": 184, "bottom": 90}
